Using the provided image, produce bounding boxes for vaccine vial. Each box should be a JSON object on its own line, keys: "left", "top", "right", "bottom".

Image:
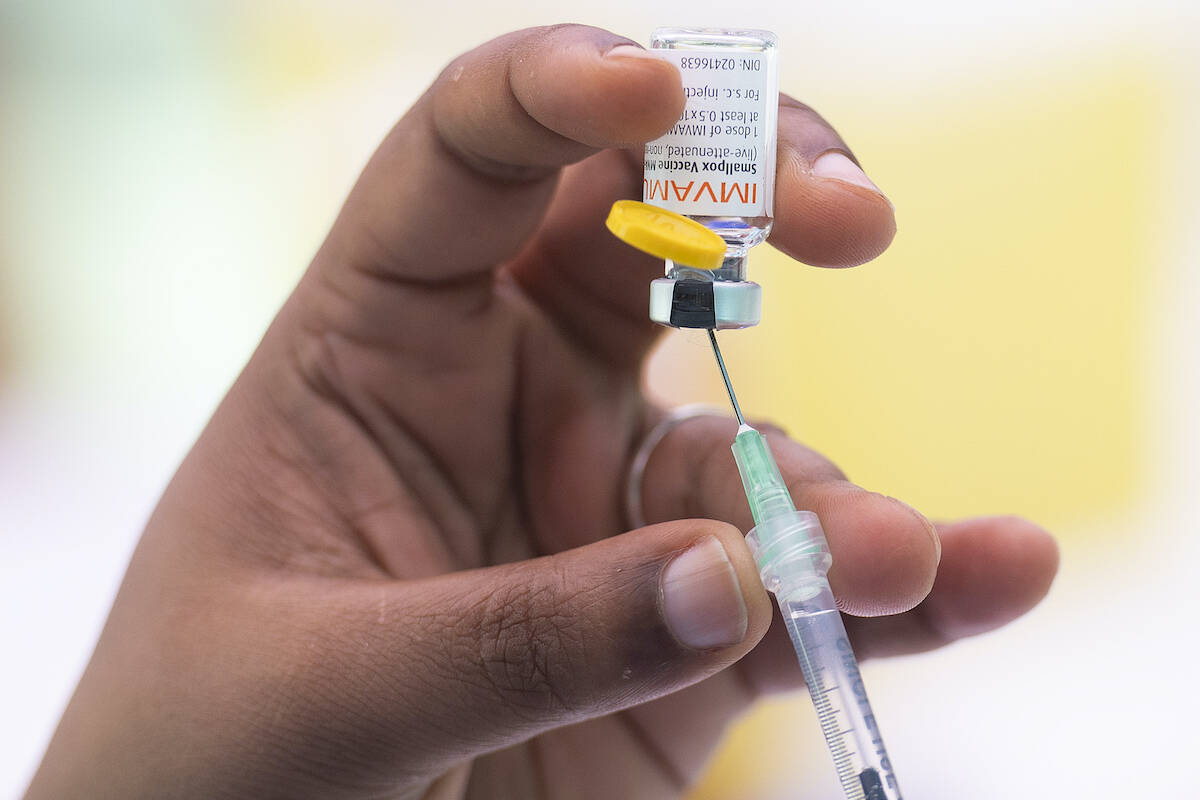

{"left": 643, "top": 27, "right": 779, "bottom": 329}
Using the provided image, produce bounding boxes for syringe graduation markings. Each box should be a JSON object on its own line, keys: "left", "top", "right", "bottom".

{"left": 705, "top": 328, "right": 904, "bottom": 800}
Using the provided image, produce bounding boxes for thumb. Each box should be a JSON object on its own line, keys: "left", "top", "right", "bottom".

{"left": 292, "top": 520, "right": 770, "bottom": 786}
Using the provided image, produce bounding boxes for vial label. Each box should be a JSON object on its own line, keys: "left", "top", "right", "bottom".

{"left": 643, "top": 50, "right": 770, "bottom": 218}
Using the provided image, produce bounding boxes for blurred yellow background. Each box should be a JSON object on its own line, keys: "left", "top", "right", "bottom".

{"left": 3, "top": 2, "right": 1197, "bottom": 798}
{"left": 658, "top": 51, "right": 1164, "bottom": 530}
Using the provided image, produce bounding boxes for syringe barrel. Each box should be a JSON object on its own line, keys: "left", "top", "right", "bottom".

{"left": 748, "top": 526, "right": 904, "bottom": 800}
{"left": 775, "top": 579, "right": 904, "bottom": 800}
{"left": 747, "top": 513, "right": 904, "bottom": 800}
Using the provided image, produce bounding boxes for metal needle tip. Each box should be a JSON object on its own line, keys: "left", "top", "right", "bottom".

{"left": 707, "top": 328, "right": 745, "bottom": 427}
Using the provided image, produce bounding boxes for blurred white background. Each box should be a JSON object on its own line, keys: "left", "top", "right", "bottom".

{"left": 3, "top": 1, "right": 1199, "bottom": 797}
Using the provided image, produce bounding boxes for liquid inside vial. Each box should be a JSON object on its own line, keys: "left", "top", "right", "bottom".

{"left": 644, "top": 27, "right": 779, "bottom": 283}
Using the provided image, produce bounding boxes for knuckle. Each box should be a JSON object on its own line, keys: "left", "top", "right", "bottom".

{"left": 539, "top": 22, "right": 598, "bottom": 39}
{"left": 464, "top": 573, "right": 585, "bottom": 718}
{"left": 777, "top": 102, "right": 852, "bottom": 160}
{"left": 778, "top": 94, "right": 818, "bottom": 115}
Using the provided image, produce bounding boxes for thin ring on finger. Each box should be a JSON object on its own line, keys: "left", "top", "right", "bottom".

{"left": 624, "top": 403, "right": 732, "bottom": 530}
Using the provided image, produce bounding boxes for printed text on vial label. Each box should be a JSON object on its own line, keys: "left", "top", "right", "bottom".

{"left": 643, "top": 51, "right": 768, "bottom": 217}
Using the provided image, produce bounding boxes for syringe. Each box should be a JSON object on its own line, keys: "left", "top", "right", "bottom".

{"left": 708, "top": 331, "right": 903, "bottom": 800}
{"left": 602, "top": 199, "right": 903, "bottom": 796}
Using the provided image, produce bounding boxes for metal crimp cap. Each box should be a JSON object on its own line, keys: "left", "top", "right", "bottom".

{"left": 605, "top": 201, "right": 762, "bottom": 330}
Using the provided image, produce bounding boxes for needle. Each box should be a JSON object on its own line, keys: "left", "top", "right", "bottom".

{"left": 707, "top": 328, "right": 745, "bottom": 426}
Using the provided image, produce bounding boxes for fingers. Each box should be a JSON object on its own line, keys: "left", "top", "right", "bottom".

{"left": 639, "top": 414, "right": 941, "bottom": 617}
{"left": 769, "top": 98, "right": 897, "bottom": 267}
{"left": 509, "top": 94, "right": 896, "bottom": 368}
{"left": 845, "top": 515, "right": 1060, "bottom": 660}
{"left": 635, "top": 415, "right": 1059, "bottom": 695}
{"left": 284, "top": 520, "right": 771, "bottom": 785}
{"left": 307, "top": 20, "right": 895, "bottom": 368}
{"left": 510, "top": 148, "right": 664, "bottom": 366}
{"left": 320, "top": 25, "right": 684, "bottom": 289}
{"left": 736, "top": 515, "right": 1058, "bottom": 694}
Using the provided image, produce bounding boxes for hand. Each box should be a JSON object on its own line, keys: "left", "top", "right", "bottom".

{"left": 27, "top": 25, "right": 1058, "bottom": 800}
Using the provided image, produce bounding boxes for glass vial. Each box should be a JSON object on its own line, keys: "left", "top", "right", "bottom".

{"left": 643, "top": 27, "right": 778, "bottom": 329}
{"left": 644, "top": 27, "right": 779, "bottom": 284}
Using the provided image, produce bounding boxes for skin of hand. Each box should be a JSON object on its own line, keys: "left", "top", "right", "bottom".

{"left": 25, "top": 24, "right": 1059, "bottom": 800}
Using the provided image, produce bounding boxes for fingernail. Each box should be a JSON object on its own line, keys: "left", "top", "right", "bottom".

{"left": 605, "top": 44, "right": 661, "bottom": 62}
{"left": 661, "top": 536, "right": 748, "bottom": 649}
{"left": 812, "top": 151, "right": 886, "bottom": 198}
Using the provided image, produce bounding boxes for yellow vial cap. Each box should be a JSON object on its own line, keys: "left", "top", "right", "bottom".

{"left": 605, "top": 200, "right": 726, "bottom": 270}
